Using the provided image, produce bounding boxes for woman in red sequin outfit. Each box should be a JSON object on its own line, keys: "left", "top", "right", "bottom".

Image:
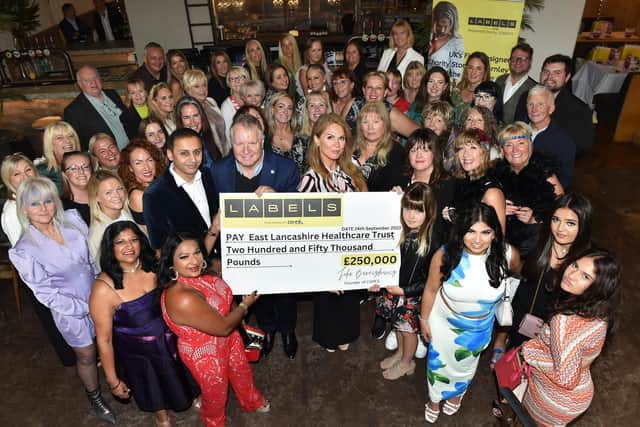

{"left": 159, "top": 232, "right": 269, "bottom": 427}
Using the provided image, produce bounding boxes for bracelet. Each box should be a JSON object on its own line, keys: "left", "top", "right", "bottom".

{"left": 109, "top": 380, "right": 121, "bottom": 391}
{"left": 238, "top": 302, "right": 249, "bottom": 314}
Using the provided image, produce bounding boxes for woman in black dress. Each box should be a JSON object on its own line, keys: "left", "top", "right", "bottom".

{"left": 492, "top": 122, "right": 563, "bottom": 258}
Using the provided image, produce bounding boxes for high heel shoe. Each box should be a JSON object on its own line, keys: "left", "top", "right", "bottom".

{"left": 425, "top": 402, "right": 440, "bottom": 423}
{"left": 442, "top": 394, "right": 464, "bottom": 416}
{"left": 86, "top": 388, "right": 116, "bottom": 424}
{"left": 338, "top": 343, "right": 350, "bottom": 351}
{"left": 256, "top": 400, "right": 271, "bottom": 413}
{"left": 192, "top": 396, "right": 202, "bottom": 410}
{"left": 382, "top": 360, "right": 415, "bottom": 380}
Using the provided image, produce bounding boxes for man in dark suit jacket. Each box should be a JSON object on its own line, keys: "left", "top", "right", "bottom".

{"left": 143, "top": 128, "right": 219, "bottom": 251}
{"left": 212, "top": 114, "right": 301, "bottom": 360}
{"left": 495, "top": 43, "right": 537, "bottom": 124}
{"left": 131, "top": 42, "right": 168, "bottom": 92}
{"left": 514, "top": 54, "right": 593, "bottom": 157}
{"left": 527, "top": 86, "right": 576, "bottom": 189}
{"left": 59, "top": 3, "right": 90, "bottom": 43}
{"left": 63, "top": 65, "right": 131, "bottom": 150}
{"left": 93, "top": 0, "right": 127, "bottom": 41}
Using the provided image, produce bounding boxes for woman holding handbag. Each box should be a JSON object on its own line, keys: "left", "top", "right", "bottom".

{"left": 520, "top": 248, "right": 621, "bottom": 426}
{"left": 491, "top": 193, "right": 593, "bottom": 362}
{"left": 420, "top": 202, "right": 520, "bottom": 423}
{"left": 491, "top": 193, "right": 593, "bottom": 422}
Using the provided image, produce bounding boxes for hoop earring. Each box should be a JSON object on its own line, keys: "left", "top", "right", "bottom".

{"left": 169, "top": 266, "right": 178, "bottom": 281}
{"left": 201, "top": 260, "right": 208, "bottom": 273}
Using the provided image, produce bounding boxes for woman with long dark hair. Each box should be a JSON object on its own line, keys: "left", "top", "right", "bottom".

{"left": 90, "top": 221, "right": 200, "bottom": 427}
{"left": 491, "top": 193, "right": 593, "bottom": 356}
{"left": 175, "top": 96, "right": 223, "bottom": 170}
{"left": 207, "top": 50, "right": 231, "bottom": 107}
{"left": 521, "top": 248, "right": 621, "bottom": 426}
{"left": 371, "top": 182, "right": 440, "bottom": 379}
{"left": 61, "top": 151, "right": 93, "bottom": 225}
{"left": 159, "top": 232, "right": 269, "bottom": 426}
{"left": 420, "top": 202, "right": 520, "bottom": 423}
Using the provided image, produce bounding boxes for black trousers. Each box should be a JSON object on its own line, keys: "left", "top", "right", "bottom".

{"left": 252, "top": 294, "right": 297, "bottom": 334}
{"left": 24, "top": 284, "right": 77, "bottom": 366}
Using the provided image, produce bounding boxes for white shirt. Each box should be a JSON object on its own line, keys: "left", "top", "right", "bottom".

{"left": 98, "top": 10, "right": 115, "bottom": 41}
{"left": 169, "top": 164, "right": 211, "bottom": 228}
{"left": 503, "top": 74, "right": 530, "bottom": 103}
{"left": 1, "top": 200, "right": 21, "bottom": 247}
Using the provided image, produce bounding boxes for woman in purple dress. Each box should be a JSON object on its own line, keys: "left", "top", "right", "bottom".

{"left": 90, "top": 221, "right": 200, "bottom": 427}
{"left": 9, "top": 177, "right": 116, "bottom": 424}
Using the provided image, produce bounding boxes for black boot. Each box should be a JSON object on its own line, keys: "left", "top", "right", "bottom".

{"left": 86, "top": 388, "right": 116, "bottom": 424}
{"left": 261, "top": 331, "right": 276, "bottom": 359}
{"left": 282, "top": 331, "right": 298, "bottom": 359}
{"left": 371, "top": 315, "right": 387, "bottom": 340}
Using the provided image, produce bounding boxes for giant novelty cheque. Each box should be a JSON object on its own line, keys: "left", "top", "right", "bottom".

{"left": 220, "top": 192, "right": 402, "bottom": 294}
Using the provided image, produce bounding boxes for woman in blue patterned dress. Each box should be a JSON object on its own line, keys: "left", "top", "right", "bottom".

{"left": 419, "top": 202, "right": 520, "bottom": 423}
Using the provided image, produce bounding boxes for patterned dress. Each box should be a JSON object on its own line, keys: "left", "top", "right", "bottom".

{"left": 161, "top": 275, "right": 264, "bottom": 427}
{"left": 426, "top": 246, "right": 512, "bottom": 402}
{"left": 522, "top": 314, "right": 607, "bottom": 426}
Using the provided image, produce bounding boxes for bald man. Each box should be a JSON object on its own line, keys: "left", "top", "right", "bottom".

{"left": 64, "top": 65, "right": 130, "bottom": 150}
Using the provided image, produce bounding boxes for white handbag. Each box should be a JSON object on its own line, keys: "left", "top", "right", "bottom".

{"left": 495, "top": 276, "right": 521, "bottom": 327}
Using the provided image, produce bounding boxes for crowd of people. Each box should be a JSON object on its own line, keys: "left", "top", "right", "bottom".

{"left": 2, "top": 17, "right": 623, "bottom": 427}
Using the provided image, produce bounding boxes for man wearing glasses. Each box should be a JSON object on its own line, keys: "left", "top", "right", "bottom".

{"left": 495, "top": 43, "right": 537, "bottom": 124}
{"left": 211, "top": 114, "right": 301, "bottom": 360}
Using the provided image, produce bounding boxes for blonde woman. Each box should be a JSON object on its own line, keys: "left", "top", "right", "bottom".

{"left": 354, "top": 101, "right": 406, "bottom": 191}
{"left": 183, "top": 68, "right": 228, "bottom": 155}
{"left": 265, "top": 92, "right": 307, "bottom": 173}
{"left": 244, "top": 39, "right": 268, "bottom": 83}
{"left": 377, "top": 19, "right": 424, "bottom": 79}
{"left": 87, "top": 170, "right": 133, "bottom": 264}
{"left": 443, "top": 128, "right": 506, "bottom": 233}
{"left": 10, "top": 177, "right": 116, "bottom": 424}
{"left": 37, "top": 121, "right": 81, "bottom": 194}
{"left": 275, "top": 33, "right": 301, "bottom": 96}
{"left": 1, "top": 154, "right": 38, "bottom": 246}
{"left": 148, "top": 82, "right": 176, "bottom": 134}
{"left": 298, "top": 91, "right": 331, "bottom": 139}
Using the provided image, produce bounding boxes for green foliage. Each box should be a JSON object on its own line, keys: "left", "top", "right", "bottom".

{"left": 0, "top": 0, "right": 40, "bottom": 47}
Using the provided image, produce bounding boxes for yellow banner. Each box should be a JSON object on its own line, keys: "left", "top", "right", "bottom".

{"left": 429, "top": 0, "right": 525, "bottom": 81}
